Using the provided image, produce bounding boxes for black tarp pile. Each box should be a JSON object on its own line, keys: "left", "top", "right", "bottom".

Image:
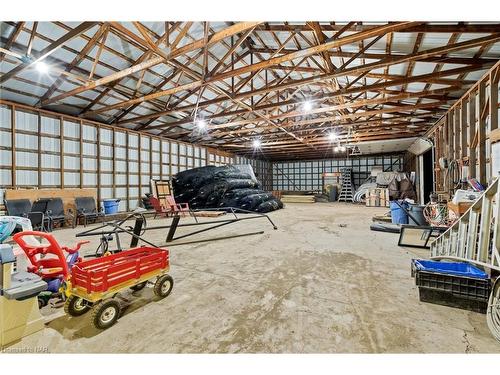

{"left": 172, "top": 165, "right": 283, "bottom": 213}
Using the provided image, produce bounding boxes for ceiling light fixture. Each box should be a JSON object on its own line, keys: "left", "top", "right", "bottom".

{"left": 302, "top": 101, "right": 313, "bottom": 112}
{"left": 252, "top": 139, "right": 261, "bottom": 148}
{"left": 196, "top": 119, "right": 207, "bottom": 130}
{"left": 35, "top": 61, "right": 49, "bottom": 74}
{"left": 328, "top": 132, "right": 337, "bottom": 141}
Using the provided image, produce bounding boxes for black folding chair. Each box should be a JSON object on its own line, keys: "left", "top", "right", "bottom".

{"left": 42, "top": 197, "right": 73, "bottom": 228}
{"left": 74, "top": 197, "right": 104, "bottom": 227}
{"left": 4, "top": 199, "right": 50, "bottom": 232}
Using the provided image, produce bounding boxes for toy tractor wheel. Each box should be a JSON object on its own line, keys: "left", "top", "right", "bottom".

{"left": 153, "top": 274, "right": 174, "bottom": 298}
{"left": 130, "top": 281, "right": 147, "bottom": 291}
{"left": 91, "top": 299, "right": 121, "bottom": 329}
{"left": 64, "top": 296, "right": 91, "bottom": 316}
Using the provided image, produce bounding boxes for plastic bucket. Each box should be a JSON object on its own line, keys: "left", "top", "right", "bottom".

{"left": 103, "top": 199, "right": 120, "bottom": 215}
{"left": 390, "top": 200, "right": 408, "bottom": 224}
{"left": 408, "top": 204, "right": 427, "bottom": 226}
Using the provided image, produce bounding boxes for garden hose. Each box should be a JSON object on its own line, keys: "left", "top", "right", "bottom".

{"left": 445, "top": 159, "right": 462, "bottom": 190}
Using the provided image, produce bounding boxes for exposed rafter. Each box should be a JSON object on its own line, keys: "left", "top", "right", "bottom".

{"left": 1, "top": 21, "right": 499, "bottom": 159}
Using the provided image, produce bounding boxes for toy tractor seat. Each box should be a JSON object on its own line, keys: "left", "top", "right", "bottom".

{"left": 12, "top": 231, "right": 89, "bottom": 281}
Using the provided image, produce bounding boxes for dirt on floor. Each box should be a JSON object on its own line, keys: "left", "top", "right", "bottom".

{"left": 6, "top": 203, "right": 500, "bottom": 353}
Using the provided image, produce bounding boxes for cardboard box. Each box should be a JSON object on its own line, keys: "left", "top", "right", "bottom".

{"left": 447, "top": 201, "right": 473, "bottom": 216}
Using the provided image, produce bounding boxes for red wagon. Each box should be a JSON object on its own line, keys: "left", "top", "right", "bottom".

{"left": 65, "top": 246, "right": 173, "bottom": 329}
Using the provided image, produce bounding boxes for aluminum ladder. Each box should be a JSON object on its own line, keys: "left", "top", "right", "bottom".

{"left": 338, "top": 168, "right": 354, "bottom": 202}
{"left": 430, "top": 177, "right": 500, "bottom": 342}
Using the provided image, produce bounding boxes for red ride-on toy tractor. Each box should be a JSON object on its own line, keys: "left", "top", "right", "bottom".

{"left": 13, "top": 231, "right": 89, "bottom": 309}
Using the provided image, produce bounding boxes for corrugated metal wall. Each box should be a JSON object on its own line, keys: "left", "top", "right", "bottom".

{"left": 0, "top": 102, "right": 407, "bottom": 205}
{"left": 0, "top": 103, "right": 235, "bottom": 210}
{"left": 272, "top": 155, "right": 404, "bottom": 192}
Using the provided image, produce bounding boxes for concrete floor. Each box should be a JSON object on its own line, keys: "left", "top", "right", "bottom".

{"left": 8, "top": 203, "right": 500, "bottom": 353}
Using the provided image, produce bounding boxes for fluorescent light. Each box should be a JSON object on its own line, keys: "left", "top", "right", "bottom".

{"left": 196, "top": 119, "right": 207, "bottom": 129}
{"left": 252, "top": 139, "right": 261, "bottom": 148}
{"left": 35, "top": 61, "right": 49, "bottom": 74}
{"left": 328, "top": 132, "right": 337, "bottom": 141}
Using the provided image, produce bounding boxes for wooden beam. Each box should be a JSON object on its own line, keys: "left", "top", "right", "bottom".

{"left": 259, "top": 23, "right": 500, "bottom": 34}
{"left": 150, "top": 87, "right": 454, "bottom": 131}
{"left": 460, "top": 99, "right": 467, "bottom": 159}
{"left": 155, "top": 100, "right": 449, "bottom": 132}
{"left": 41, "top": 22, "right": 262, "bottom": 106}
{"left": 89, "top": 25, "right": 109, "bottom": 80}
{"left": 78, "top": 23, "right": 176, "bottom": 114}
{"left": 26, "top": 22, "right": 38, "bottom": 57}
{"left": 0, "top": 22, "right": 24, "bottom": 62}
{"left": 52, "top": 22, "right": 417, "bottom": 114}
{"left": 116, "top": 64, "right": 481, "bottom": 126}
{"left": 0, "top": 22, "right": 98, "bottom": 84}
{"left": 490, "top": 66, "right": 499, "bottom": 131}
{"left": 98, "top": 32, "right": 498, "bottom": 120}
{"left": 469, "top": 92, "right": 476, "bottom": 179}
{"left": 249, "top": 48, "right": 498, "bottom": 66}
{"left": 213, "top": 119, "right": 431, "bottom": 140}
{"left": 38, "top": 23, "right": 109, "bottom": 104}
{"left": 213, "top": 22, "right": 421, "bottom": 83}
{"left": 478, "top": 81, "right": 486, "bottom": 185}
{"left": 208, "top": 26, "right": 255, "bottom": 76}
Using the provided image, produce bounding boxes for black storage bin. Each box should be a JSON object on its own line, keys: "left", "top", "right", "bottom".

{"left": 415, "top": 270, "right": 491, "bottom": 313}
{"left": 412, "top": 259, "right": 491, "bottom": 314}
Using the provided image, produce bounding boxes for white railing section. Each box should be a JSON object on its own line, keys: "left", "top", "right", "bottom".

{"left": 430, "top": 178, "right": 500, "bottom": 273}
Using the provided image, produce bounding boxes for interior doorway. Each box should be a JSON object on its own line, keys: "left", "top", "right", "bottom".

{"left": 421, "top": 148, "right": 434, "bottom": 204}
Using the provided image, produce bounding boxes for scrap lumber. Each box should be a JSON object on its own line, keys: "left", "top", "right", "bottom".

{"left": 281, "top": 195, "right": 316, "bottom": 203}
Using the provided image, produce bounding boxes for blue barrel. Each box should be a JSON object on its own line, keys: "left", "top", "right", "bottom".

{"left": 390, "top": 200, "right": 408, "bottom": 224}
{"left": 103, "top": 199, "right": 120, "bottom": 215}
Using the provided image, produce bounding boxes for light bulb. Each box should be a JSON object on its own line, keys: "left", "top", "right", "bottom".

{"left": 196, "top": 119, "right": 207, "bottom": 129}
{"left": 328, "top": 132, "right": 337, "bottom": 141}
{"left": 35, "top": 61, "right": 49, "bottom": 74}
{"left": 302, "top": 101, "right": 313, "bottom": 112}
{"left": 252, "top": 139, "right": 261, "bottom": 148}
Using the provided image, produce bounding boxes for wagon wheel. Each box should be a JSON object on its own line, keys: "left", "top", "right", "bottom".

{"left": 64, "top": 296, "right": 91, "bottom": 316}
{"left": 153, "top": 274, "right": 174, "bottom": 298}
{"left": 130, "top": 281, "right": 147, "bottom": 291}
{"left": 91, "top": 299, "right": 121, "bottom": 329}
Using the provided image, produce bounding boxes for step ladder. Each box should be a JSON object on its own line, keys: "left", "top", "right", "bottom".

{"left": 429, "top": 177, "right": 500, "bottom": 342}
{"left": 338, "top": 168, "right": 355, "bottom": 202}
